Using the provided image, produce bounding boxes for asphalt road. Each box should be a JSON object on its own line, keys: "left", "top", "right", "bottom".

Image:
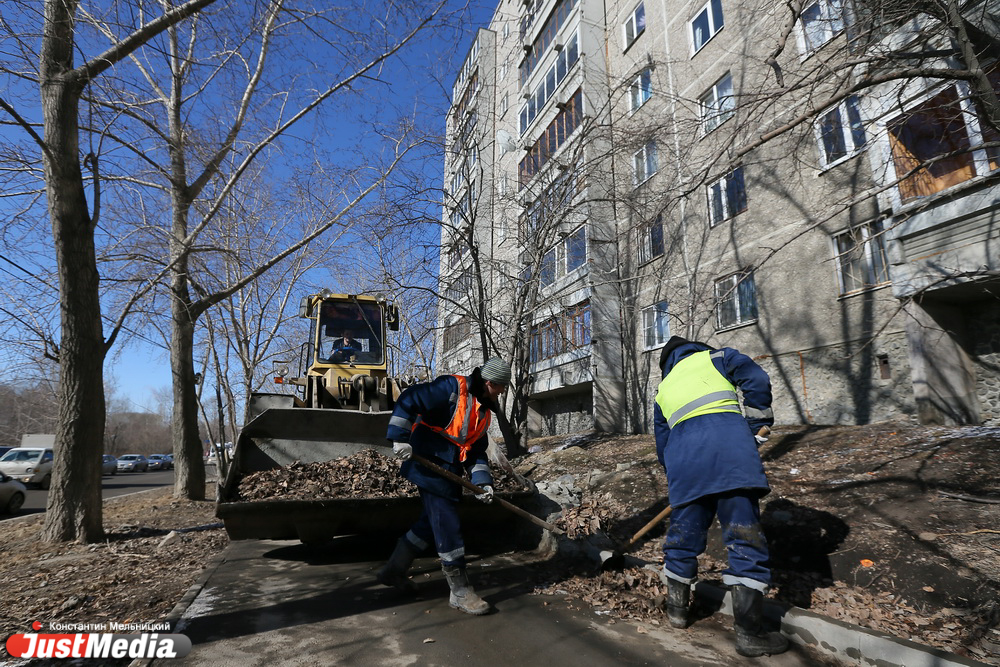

{"left": 2, "top": 468, "right": 176, "bottom": 519}
{"left": 164, "top": 536, "right": 838, "bottom": 667}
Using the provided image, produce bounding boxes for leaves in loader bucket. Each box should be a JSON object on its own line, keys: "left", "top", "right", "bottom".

{"left": 236, "top": 449, "right": 529, "bottom": 501}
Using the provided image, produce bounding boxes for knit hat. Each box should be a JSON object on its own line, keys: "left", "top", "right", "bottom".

{"left": 658, "top": 336, "right": 713, "bottom": 371}
{"left": 480, "top": 357, "right": 512, "bottom": 385}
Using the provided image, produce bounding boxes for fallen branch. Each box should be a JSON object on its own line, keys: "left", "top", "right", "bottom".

{"left": 938, "top": 491, "right": 1000, "bottom": 504}
{"left": 938, "top": 529, "right": 1000, "bottom": 537}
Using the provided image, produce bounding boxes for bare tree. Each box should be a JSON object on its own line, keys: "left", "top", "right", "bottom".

{"left": 0, "top": 0, "right": 218, "bottom": 542}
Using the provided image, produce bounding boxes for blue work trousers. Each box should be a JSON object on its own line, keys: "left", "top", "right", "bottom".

{"left": 662, "top": 490, "right": 771, "bottom": 591}
{"left": 405, "top": 488, "right": 466, "bottom": 567}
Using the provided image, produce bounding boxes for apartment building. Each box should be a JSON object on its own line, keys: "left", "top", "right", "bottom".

{"left": 439, "top": 0, "right": 1000, "bottom": 436}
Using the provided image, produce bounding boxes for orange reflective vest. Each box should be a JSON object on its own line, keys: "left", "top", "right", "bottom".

{"left": 418, "top": 375, "right": 491, "bottom": 462}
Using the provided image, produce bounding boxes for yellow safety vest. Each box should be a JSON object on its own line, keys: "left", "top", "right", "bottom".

{"left": 655, "top": 350, "right": 743, "bottom": 428}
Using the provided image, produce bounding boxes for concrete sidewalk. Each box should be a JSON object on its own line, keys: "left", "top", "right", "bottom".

{"left": 134, "top": 539, "right": 990, "bottom": 667}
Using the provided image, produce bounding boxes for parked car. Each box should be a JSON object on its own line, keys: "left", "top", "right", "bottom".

{"left": 0, "top": 447, "right": 54, "bottom": 489}
{"left": 0, "top": 446, "right": 12, "bottom": 458}
{"left": 101, "top": 455, "right": 118, "bottom": 476}
{"left": 147, "top": 455, "right": 169, "bottom": 471}
{"left": 0, "top": 472, "right": 26, "bottom": 514}
{"left": 116, "top": 454, "right": 148, "bottom": 472}
{"left": 162, "top": 454, "right": 174, "bottom": 469}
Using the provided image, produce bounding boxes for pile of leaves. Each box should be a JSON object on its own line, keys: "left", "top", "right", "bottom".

{"left": 236, "top": 448, "right": 528, "bottom": 501}
{"left": 237, "top": 449, "right": 416, "bottom": 500}
{"left": 554, "top": 498, "right": 619, "bottom": 539}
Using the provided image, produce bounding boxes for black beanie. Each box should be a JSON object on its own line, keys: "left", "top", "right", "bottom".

{"left": 658, "top": 336, "right": 691, "bottom": 371}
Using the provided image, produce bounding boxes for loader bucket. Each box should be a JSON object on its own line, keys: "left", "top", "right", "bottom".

{"left": 230, "top": 406, "right": 392, "bottom": 471}
{"left": 216, "top": 405, "right": 539, "bottom": 545}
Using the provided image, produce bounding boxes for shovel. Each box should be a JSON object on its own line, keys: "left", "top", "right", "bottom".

{"left": 410, "top": 453, "right": 564, "bottom": 536}
{"left": 598, "top": 503, "right": 673, "bottom": 570}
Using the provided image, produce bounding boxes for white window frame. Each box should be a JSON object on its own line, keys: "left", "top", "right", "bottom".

{"left": 629, "top": 68, "right": 653, "bottom": 113}
{"left": 798, "top": 0, "right": 846, "bottom": 53}
{"left": 707, "top": 167, "right": 747, "bottom": 226}
{"left": 815, "top": 94, "right": 866, "bottom": 168}
{"left": 699, "top": 72, "right": 734, "bottom": 134}
{"left": 642, "top": 300, "right": 670, "bottom": 349}
{"left": 623, "top": 3, "right": 646, "bottom": 50}
{"left": 690, "top": 0, "right": 724, "bottom": 54}
{"left": 715, "top": 270, "right": 758, "bottom": 329}
{"left": 564, "top": 225, "right": 588, "bottom": 274}
{"left": 633, "top": 141, "right": 658, "bottom": 186}
{"left": 832, "top": 220, "right": 890, "bottom": 295}
{"left": 637, "top": 216, "right": 665, "bottom": 264}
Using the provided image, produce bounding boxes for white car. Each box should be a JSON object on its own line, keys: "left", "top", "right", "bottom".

{"left": 0, "top": 472, "right": 27, "bottom": 514}
{"left": 0, "top": 447, "right": 54, "bottom": 489}
{"left": 116, "top": 454, "right": 149, "bottom": 472}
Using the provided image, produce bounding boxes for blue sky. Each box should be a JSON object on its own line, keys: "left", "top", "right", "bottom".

{"left": 81, "top": 1, "right": 498, "bottom": 414}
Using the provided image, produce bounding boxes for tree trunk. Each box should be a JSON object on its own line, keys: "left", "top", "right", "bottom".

{"left": 39, "top": 0, "right": 105, "bottom": 543}
{"left": 169, "top": 223, "right": 207, "bottom": 500}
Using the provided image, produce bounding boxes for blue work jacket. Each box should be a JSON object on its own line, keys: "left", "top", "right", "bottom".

{"left": 653, "top": 341, "right": 774, "bottom": 507}
{"left": 387, "top": 374, "right": 493, "bottom": 501}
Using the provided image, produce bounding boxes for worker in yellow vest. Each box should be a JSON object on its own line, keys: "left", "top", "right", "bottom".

{"left": 653, "top": 336, "right": 788, "bottom": 657}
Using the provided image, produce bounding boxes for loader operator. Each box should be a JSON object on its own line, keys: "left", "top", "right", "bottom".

{"left": 329, "top": 331, "right": 363, "bottom": 362}
{"left": 377, "top": 357, "right": 511, "bottom": 615}
{"left": 653, "top": 336, "right": 789, "bottom": 657}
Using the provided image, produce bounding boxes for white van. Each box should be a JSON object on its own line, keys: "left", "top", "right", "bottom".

{"left": 0, "top": 447, "right": 54, "bottom": 489}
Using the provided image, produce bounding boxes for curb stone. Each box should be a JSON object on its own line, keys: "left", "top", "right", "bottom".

{"left": 694, "top": 581, "right": 991, "bottom": 667}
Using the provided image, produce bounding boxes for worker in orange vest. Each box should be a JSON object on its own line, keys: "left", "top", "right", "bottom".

{"left": 377, "top": 357, "right": 511, "bottom": 615}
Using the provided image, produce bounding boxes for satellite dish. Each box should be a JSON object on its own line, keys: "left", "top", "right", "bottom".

{"left": 496, "top": 129, "right": 517, "bottom": 155}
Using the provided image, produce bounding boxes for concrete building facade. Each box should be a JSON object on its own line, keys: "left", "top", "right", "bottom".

{"left": 438, "top": 0, "right": 1000, "bottom": 436}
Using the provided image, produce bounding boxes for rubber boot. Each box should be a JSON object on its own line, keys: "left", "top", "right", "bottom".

{"left": 442, "top": 565, "right": 490, "bottom": 615}
{"left": 666, "top": 579, "right": 690, "bottom": 629}
{"left": 375, "top": 538, "right": 419, "bottom": 593}
{"left": 731, "top": 584, "right": 789, "bottom": 657}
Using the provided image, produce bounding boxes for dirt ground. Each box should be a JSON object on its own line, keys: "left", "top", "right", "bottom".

{"left": 0, "top": 422, "right": 998, "bottom": 665}
{"left": 514, "top": 421, "right": 1000, "bottom": 664}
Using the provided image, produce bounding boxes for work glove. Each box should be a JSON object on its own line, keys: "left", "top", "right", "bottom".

{"left": 474, "top": 485, "right": 494, "bottom": 504}
{"left": 392, "top": 441, "right": 412, "bottom": 461}
{"left": 754, "top": 425, "right": 771, "bottom": 446}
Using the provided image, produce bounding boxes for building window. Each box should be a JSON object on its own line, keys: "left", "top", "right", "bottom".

{"left": 800, "top": 0, "right": 845, "bottom": 52}
{"left": 638, "top": 215, "right": 665, "bottom": 264}
{"left": 834, "top": 220, "right": 890, "bottom": 294}
{"left": 629, "top": 68, "right": 653, "bottom": 112}
{"left": 443, "top": 319, "right": 471, "bottom": 351}
{"left": 445, "top": 267, "right": 475, "bottom": 301}
{"left": 642, "top": 300, "right": 670, "bottom": 349}
{"left": 519, "top": 88, "right": 583, "bottom": 187}
{"left": 633, "top": 141, "right": 658, "bottom": 186}
{"left": 699, "top": 72, "right": 734, "bottom": 133}
{"left": 690, "top": 0, "right": 724, "bottom": 54}
{"left": 888, "top": 85, "right": 977, "bottom": 203}
{"left": 565, "top": 226, "right": 587, "bottom": 273}
{"left": 707, "top": 167, "right": 747, "bottom": 226}
{"left": 715, "top": 270, "right": 758, "bottom": 329}
{"left": 518, "top": 31, "right": 580, "bottom": 135}
{"left": 540, "top": 248, "right": 557, "bottom": 286}
{"left": 566, "top": 300, "right": 592, "bottom": 348}
{"left": 530, "top": 300, "right": 591, "bottom": 363}
{"left": 817, "top": 94, "right": 866, "bottom": 167}
{"left": 519, "top": 0, "right": 581, "bottom": 87}
{"left": 623, "top": 2, "right": 646, "bottom": 49}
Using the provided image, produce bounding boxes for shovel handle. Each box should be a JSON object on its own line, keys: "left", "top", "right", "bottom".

{"left": 410, "top": 454, "right": 564, "bottom": 535}
{"left": 621, "top": 503, "right": 674, "bottom": 551}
